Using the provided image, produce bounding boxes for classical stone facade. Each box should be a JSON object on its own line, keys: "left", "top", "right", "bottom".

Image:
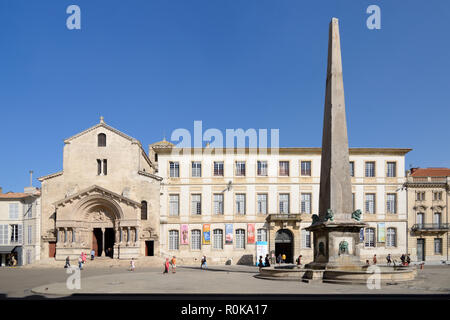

{"left": 405, "top": 168, "right": 450, "bottom": 263}
{"left": 38, "top": 118, "right": 161, "bottom": 261}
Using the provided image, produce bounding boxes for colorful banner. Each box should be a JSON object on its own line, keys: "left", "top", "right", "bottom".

{"left": 256, "top": 241, "right": 269, "bottom": 266}
{"left": 378, "top": 223, "right": 385, "bottom": 242}
{"left": 203, "top": 224, "right": 210, "bottom": 245}
{"left": 181, "top": 224, "right": 189, "bottom": 245}
{"left": 225, "top": 224, "right": 233, "bottom": 244}
{"left": 247, "top": 223, "right": 255, "bottom": 244}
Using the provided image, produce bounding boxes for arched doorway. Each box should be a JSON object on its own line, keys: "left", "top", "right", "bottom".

{"left": 275, "top": 229, "right": 294, "bottom": 263}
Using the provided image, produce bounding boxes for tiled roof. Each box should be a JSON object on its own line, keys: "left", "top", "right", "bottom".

{"left": 410, "top": 168, "right": 450, "bottom": 177}
{"left": 0, "top": 191, "right": 40, "bottom": 199}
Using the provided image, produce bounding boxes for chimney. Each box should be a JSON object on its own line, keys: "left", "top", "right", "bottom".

{"left": 0, "top": 187, "right": 2, "bottom": 194}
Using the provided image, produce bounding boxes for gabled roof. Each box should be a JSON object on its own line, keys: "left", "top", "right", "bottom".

{"left": 53, "top": 185, "right": 141, "bottom": 208}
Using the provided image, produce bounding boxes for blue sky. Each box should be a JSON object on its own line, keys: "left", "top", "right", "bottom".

{"left": 0, "top": 0, "right": 449, "bottom": 192}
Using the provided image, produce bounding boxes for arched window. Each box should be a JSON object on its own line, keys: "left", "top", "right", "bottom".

{"left": 141, "top": 201, "right": 147, "bottom": 220}
{"left": 169, "top": 230, "right": 179, "bottom": 250}
{"left": 191, "top": 230, "right": 201, "bottom": 250}
{"left": 387, "top": 228, "right": 396, "bottom": 247}
{"left": 98, "top": 133, "right": 106, "bottom": 147}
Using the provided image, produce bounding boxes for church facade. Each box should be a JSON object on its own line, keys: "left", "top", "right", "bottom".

{"left": 38, "top": 118, "right": 161, "bottom": 261}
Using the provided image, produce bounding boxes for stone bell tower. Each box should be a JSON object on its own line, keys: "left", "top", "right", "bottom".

{"left": 306, "top": 18, "right": 367, "bottom": 269}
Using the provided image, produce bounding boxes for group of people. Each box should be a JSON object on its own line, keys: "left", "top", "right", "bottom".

{"left": 64, "top": 252, "right": 88, "bottom": 270}
{"left": 163, "top": 256, "right": 177, "bottom": 274}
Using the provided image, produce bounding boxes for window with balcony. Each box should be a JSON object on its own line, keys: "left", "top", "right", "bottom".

{"left": 279, "top": 194, "right": 290, "bottom": 214}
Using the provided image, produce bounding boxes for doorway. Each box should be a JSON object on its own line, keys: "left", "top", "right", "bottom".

{"left": 146, "top": 241, "right": 154, "bottom": 256}
{"left": 48, "top": 241, "right": 56, "bottom": 258}
{"left": 92, "top": 228, "right": 115, "bottom": 258}
{"left": 93, "top": 228, "right": 102, "bottom": 256}
{"left": 104, "top": 228, "right": 114, "bottom": 258}
{"left": 275, "top": 229, "right": 294, "bottom": 263}
{"left": 417, "top": 239, "right": 425, "bottom": 262}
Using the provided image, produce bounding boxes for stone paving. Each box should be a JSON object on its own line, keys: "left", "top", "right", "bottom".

{"left": 0, "top": 263, "right": 449, "bottom": 298}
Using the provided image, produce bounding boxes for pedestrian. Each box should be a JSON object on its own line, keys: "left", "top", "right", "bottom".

{"left": 296, "top": 255, "right": 302, "bottom": 266}
{"left": 406, "top": 254, "right": 411, "bottom": 266}
{"left": 264, "top": 254, "right": 270, "bottom": 267}
{"left": 400, "top": 254, "right": 406, "bottom": 266}
{"left": 386, "top": 254, "right": 392, "bottom": 266}
{"left": 91, "top": 249, "right": 95, "bottom": 260}
{"left": 78, "top": 256, "right": 83, "bottom": 270}
{"left": 130, "top": 258, "right": 135, "bottom": 272}
{"left": 64, "top": 256, "right": 70, "bottom": 268}
{"left": 81, "top": 252, "right": 86, "bottom": 264}
{"left": 282, "top": 253, "right": 286, "bottom": 263}
{"left": 276, "top": 254, "right": 281, "bottom": 264}
{"left": 258, "top": 256, "right": 264, "bottom": 272}
{"left": 366, "top": 260, "right": 370, "bottom": 265}
{"left": 373, "top": 254, "right": 377, "bottom": 265}
{"left": 163, "top": 258, "right": 169, "bottom": 274}
{"left": 171, "top": 256, "right": 177, "bottom": 273}
{"left": 201, "top": 255, "right": 207, "bottom": 269}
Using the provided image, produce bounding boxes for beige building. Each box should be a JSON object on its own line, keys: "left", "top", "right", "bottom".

{"left": 38, "top": 118, "right": 161, "bottom": 261}
{"left": 405, "top": 168, "right": 450, "bottom": 263}
{"left": 153, "top": 144, "right": 411, "bottom": 265}
{"left": 0, "top": 186, "right": 41, "bottom": 266}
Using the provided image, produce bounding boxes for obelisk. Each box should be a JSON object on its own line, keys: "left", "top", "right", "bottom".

{"left": 306, "top": 18, "right": 367, "bottom": 269}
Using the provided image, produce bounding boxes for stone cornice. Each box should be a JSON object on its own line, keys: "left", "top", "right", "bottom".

{"left": 53, "top": 185, "right": 141, "bottom": 208}
{"left": 138, "top": 170, "right": 163, "bottom": 181}
{"left": 38, "top": 171, "right": 63, "bottom": 182}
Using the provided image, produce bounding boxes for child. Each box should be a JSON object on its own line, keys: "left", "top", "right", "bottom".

{"left": 130, "top": 258, "right": 135, "bottom": 272}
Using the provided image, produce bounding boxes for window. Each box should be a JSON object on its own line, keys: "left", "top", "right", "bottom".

{"left": 279, "top": 194, "right": 289, "bottom": 214}
{"left": 386, "top": 194, "right": 397, "bottom": 214}
{"left": 387, "top": 162, "right": 396, "bottom": 177}
{"left": 257, "top": 229, "right": 267, "bottom": 242}
{"left": 10, "top": 224, "right": 22, "bottom": 244}
{"left": 365, "top": 194, "right": 376, "bottom": 214}
{"left": 191, "top": 194, "right": 202, "bottom": 215}
{"left": 417, "top": 212, "right": 424, "bottom": 226}
{"left": 213, "top": 194, "right": 224, "bottom": 215}
{"left": 386, "top": 228, "right": 396, "bottom": 247}
{"left": 141, "top": 201, "right": 148, "bottom": 220}
{"left": 213, "top": 229, "right": 223, "bottom": 249}
{"left": 301, "top": 161, "right": 311, "bottom": 176}
{"left": 302, "top": 229, "right": 311, "bottom": 248}
{"left": 365, "top": 228, "right": 375, "bottom": 247}
{"left": 433, "top": 192, "right": 443, "bottom": 201}
{"left": 349, "top": 161, "right": 355, "bottom": 177}
{"left": 235, "top": 194, "right": 246, "bottom": 214}
{"left": 169, "top": 195, "right": 179, "bottom": 216}
{"left": 169, "top": 162, "right": 180, "bottom": 177}
{"left": 26, "top": 203, "right": 33, "bottom": 219}
{"left": 9, "top": 203, "right": 19, "bottom": 220}
{"left": 257, "top": 161, "right": 268, "bottom": 176}
{"left": 365, "top": 162, "right": 375, "bottom": 177}
{"left": 279, "top": 161, "right": 289, "bottom": 176}
{"left": 236, "top": 229, "right": 245, "bottom": 249}
{"left": 301, "top": 193, "right": 312, "bottom": 214}
{"left": 191, "top": 230, "right": 201, "bottom": 250}
{"left": 257, "top": 194, "right": 268, "bottom": 214}
{"left": 98, "top": 133, "right": 106, "bottom": 147}
{"left": 192, "top": 162, "right": 202, "bottom": 177}
{"left": 235, "top": 161, "right": 246, "bottom": 176}
{"left": 416, "top": 192, "right": 426, "bottom": 201}
{"left": 0, "top": 225, "right": 8, "bottom": 245}
{"left": 433, "top": 212, "right": 442, "bottom": 226}
{"left": 97, "top": 159, "right": 107, "bottom": 175}
{"left": 169, "top": 230, "right": 179, "bottom": 250}
{"left": 214, "top": 162, "right": 224, "bottom": 176}
{"left": 434, "top": 238, "right": 442, "bottom": 254}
